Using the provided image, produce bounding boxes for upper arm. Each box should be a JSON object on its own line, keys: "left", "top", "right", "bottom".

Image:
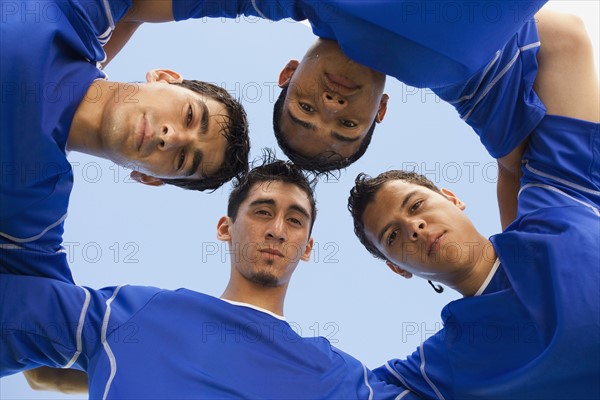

{"left": 102, "top": 0, "right": 173, "bottom": 67}
{"left": 497, "top": 140, "right": 528, "bottom": 229}
{"left": 24, "top": 367, "right": 88, "bottom": 394}
{"left": 125, "top": 0, "right": 174, "bottom": 22}
{"left": 0, "top": 275, "right": 94, "bottom": 375}
{"left": 533, "top": 9, "right": 599, "bottom": 122}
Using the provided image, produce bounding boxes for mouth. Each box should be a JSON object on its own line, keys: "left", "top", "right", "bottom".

{"left": 427, "top": 232, "right": 445, "bottom": 256}
{"left": 324, "top": 73, "right": 360, "bottom": 97}
{"left": 259, "top": 248, "right": 285, "bottom": 258}
{"left": 135, "top": 114, "right": 151, "bottom": 153}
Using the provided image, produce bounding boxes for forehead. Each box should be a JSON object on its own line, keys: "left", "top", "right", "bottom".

{"left": 243, "top": 180, "right": 312, "bottom": 212}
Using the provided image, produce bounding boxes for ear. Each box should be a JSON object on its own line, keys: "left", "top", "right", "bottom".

{"left": 145, "top": 69, "right": 184, "bottom": 84}
{"left": 217, "top": 216, "right": 232, "bottom": 242}
{"left": 440, "top": 188, "right": 466, "bottom": 210}
{"left": 375, "top": 93, "right": 389, "bottom": 123}
{"left": 278, "top": 60, "right": 300, "bottom": 88}
{"left": 130, "top": 171, "right": 164, "bottom": 187}
{"left": 299, "top": 237, "right": 314, "bottom": 262}
{"left": 386, "top": 260, "right": 413, "bottom": 279}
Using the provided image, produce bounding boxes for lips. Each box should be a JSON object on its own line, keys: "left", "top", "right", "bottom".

{"left": 135, "top": 114, "right": 154, "bottom": 155}
{"left": 259, "top": 248, "right": 285, "bottom": 258}
{"left": 324, "top": 73, "right": 360, "bottom": 96}
{"left": 427, "top": 232, "right": 445, "bottom": 256}
{"left": 135, "top": 114, "right": 147, "bottom": 152}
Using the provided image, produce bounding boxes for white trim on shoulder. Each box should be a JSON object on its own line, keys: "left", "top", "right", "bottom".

{"left": 462, "top": 41, "right": 541, "bottom": 121}
{"left": 519, "top": 183, "right": 600, "bottom": 217}
{"left": 101, "top": 286, "right": 123, "bottom": 400}
{"left": 384, "top": 362, "right": 411, "bottom": 389}
{"left": 102, "top": 0, "right": 115, "bottom": 29}
{"left": 361, "top": 363, "right": 374, "bottom": 400}
{"left": 63, "top": 287, "right": 91, "bottom": 368}
{"left": 0, "top": 244, "right": 24, "bottom": 249}
{"left": 251, "top": 0, "right": 270, "bottom": 20}
{"left": 524, "top": 161, "right": 600, "bottom": 197}
{"left": 220, "top": 298, "right": 286, "bottom": 321}
{"left": 0, "top": 213, "right": 67, "bottom": 243}
{"left": 450, "top": 50, "right": 501, "bottom": 104}
{"left": 396, "top": 389, "right": 413, "bottom": 400}
{"left": 474, "top": 258, "right": 501, "bottom": 296}
{"left": 420, "top": 344, "right": 445, "bottom": 400}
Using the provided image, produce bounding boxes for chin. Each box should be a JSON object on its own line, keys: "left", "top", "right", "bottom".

{"left": 249, "top": 271, "right": 280, "bottom": 288}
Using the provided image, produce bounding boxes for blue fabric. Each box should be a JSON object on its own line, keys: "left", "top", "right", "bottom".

{"left": 175, "top": 0, "right": 547, "bottom": 158}
{"left": 0, "top": 276, "right": 415, "bottom": 399}
{"left": 0, "top": 0, "right": 129, "bottom": 283}
{"left": 375, "top": 116, "right": 600, "bottom": 399}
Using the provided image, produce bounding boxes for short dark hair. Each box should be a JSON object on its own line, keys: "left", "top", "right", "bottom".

{"left": 273, "top": 85, "right": 376, "bottom": 174}
{"left": 348, "top": 170, "right": 442, "bottom": 260}
{"left": 162, "top": 80, "right": 250, "bottom": 191}
{"left": 228, "top": 153, "right": 317, "bottom": 234}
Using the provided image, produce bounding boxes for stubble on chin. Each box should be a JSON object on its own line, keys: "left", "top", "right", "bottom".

{"left": 249, "top": 267, "right": 280, "bottom": 288}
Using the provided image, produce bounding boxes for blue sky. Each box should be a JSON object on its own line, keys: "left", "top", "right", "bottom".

{"left": 2, "top": 1, "right": 598, "bottom": 397}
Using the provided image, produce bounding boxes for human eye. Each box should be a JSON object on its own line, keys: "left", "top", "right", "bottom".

{"left": 256, "top": 209, "right": 271, "bottom": 216}
{"left": 186, "top": 104, "right": 193, "bottom": 126}
{"left": 288, "top": 217, "right": 303, "bottom": 226}
{"left": 299, "top": 102, "right": 315, "bottom": 112}
{"left": 410, "top": 200, "right": 423, "bottom": 213}
{"left": 386, "top": 230, "right": 398, "bottom": 246}
{"left": 340, "top": 119, "right": 357, "bottom": 128}
{"left": 177, "top": 149, "right": 185, "bottom": 171}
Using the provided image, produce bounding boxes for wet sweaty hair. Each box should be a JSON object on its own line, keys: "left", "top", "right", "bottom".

{"left": 227, "top": 153, "right": 318, "bottom": 234}
{"left": 161, "top": 80, "right": 250, "bottom": 191}
{"left": 272, "top": 85, "right": 377, "bottom": 174}
{"left": 348, "top": 170, "right": 442, "bottom": 260}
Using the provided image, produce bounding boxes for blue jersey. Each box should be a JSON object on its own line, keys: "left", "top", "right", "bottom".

{"left": 374, "top": 115, "right": 600, "bottom": 399}
{"left": 0, "top": 0, "right": 131, "bottom": 283}
{"left": 174, "top": 0, "right": 547, "bottom": 158}
{"left": 0, "top": 276, "right": 416, "bottom": 399}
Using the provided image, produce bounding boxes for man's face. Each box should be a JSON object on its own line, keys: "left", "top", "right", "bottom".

{"left": 99, "top": 82, "right": 229, "bottom": 181}
{"left": 219, "top": 181, "right": 314, "bottom": 287}
{"left": 278, "top": 39, "right": 388, "bottom": 160}
{"left": 362, "top": 180, "right": 485, "bottom": 280}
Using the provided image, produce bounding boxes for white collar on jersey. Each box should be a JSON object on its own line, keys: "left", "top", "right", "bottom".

{"left": 474, "top": 257, "right": 501, "bottom": 297}
{"left": 220, "top": 298, "right": 286, "bottom": 321}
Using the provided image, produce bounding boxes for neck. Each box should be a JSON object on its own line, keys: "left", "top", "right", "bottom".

{"left": 66, "top": 80, "right": 116, "bottom": 158}
{"left": 444, "top": 237, "right": 497, "bottom": 297}
{"left": 220, "top": 274, "right": 289, "bottom": 317}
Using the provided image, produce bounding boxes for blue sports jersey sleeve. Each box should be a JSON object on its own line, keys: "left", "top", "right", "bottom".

{"left": 0, "top": 274, "right": 160, "bottom": 377}
{"left": 519, "top": 115, "right": 600, "bottom": 212}
{"left": 172, "top": 0, "right": 303, "bottom": 21}
{"left": 1, "top": 274, "right": 100, "bottom": 375}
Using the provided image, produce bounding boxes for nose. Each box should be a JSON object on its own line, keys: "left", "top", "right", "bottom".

{"left": 406, "top": 219, "right": 426, "bottom": 242}
{"left": 321, "top": 91, "right": 347, "bottom": 113}
{"left": 158, "top": 124, "right": 188, "bottom": 151}
{"left": 265, "top": 216, "right": 286, "bottom": 243}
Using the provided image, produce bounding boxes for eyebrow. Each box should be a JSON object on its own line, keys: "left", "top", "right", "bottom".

{"left": 287, "top": 110, "right": 360, "bottom": 144}
{"left": 331, "top": 131, "right": 360, "bottom": 143}
{"left": 184, "top": 99, "right": 210, "bottom": 178}
{"left": 249, "top": 198, "right": 311, "bottom": 220}
{"left": 287, "top": 109, "right": 316, "bottom": 131}
{"left": 196, "top": 99, "right": 210, "bottom": 134}
{"left": 185, "top": 150, "right": 203, "bottom": 178}
{"left": 377, "top": 190, "right": 418, "bottom": 244}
